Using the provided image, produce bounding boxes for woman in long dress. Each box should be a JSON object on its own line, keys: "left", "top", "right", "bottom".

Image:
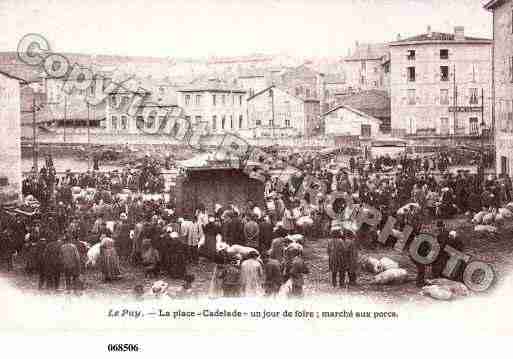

{"left": 239, "top": 251, "right": 264, "bottom": 297}
{"left": 99, "top": 237, "right": 121, "bottom": 282}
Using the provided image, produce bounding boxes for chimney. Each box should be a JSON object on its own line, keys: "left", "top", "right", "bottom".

{"left": 396, "top": 33, "right": 401, "bottom": 41}
{"left": 427, "top": 25, "right": 432, "bottom": 37}
{"left": 454, "top": 26, "right": 465, "bottom": 41}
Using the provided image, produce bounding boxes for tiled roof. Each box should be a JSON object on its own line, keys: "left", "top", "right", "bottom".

{"left": 322, "top": 104, "right": 382, "bottom": 124}
{"left": 334, "top": 90, "right": 391, "bottom": 118}
{"left": 390, "top": 32, "right": 491, "bottom": 45}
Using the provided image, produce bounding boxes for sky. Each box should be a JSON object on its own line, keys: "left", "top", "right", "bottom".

{"left": 0, "top": 0, "right": 493, "bottom": 59}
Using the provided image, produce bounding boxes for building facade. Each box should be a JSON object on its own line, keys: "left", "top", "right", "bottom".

{"left": 0, "top": 71, "right": 22, "bottom": 204}
{"left": 485, "top": 0, "right": 513, "bottom": 175}
{"left": 389, "top": 26, "right": 492, "bottom": 137}
{"left": 344, "top": 42, "right": 389, "bottom": 92}
{"left": 177, "top": 78, "right": 247, "bottom": 135}
{"left": 246, "top": 85, "right": 320, "bottom": 138}
{"left": 323, "top": 104, "right": 382, "bottom": 139}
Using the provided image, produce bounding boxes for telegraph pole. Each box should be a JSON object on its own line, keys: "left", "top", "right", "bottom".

{"left": 63, "top": 95, "right": 67, "bottom": 143}
{"left": 270, "top": 87, "right": 275, "bottom": 138}
{"left": 87, "top": 102, "right": 91, "bottom": 168}
{"left": 32, "top": 96, "right": 37, "bottom": 173}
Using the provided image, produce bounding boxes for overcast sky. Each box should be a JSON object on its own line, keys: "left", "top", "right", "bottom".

{"left": 0, "top": 0, "right": 493, "bottom": 58}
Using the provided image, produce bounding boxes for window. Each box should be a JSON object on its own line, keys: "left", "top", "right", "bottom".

{"left": 471, "top": 64, "right": 478, "bottom": 82}
{"left": 146, "top": 114, "right": 155, "bottom": 129}
{"left": 285, "top": 119, "right": 291, "bottom": 127}
{"left": 232, "top": 95, "right": 236, "bottom": 105}
{"left": 230, "top": 115, "right": 233, "bottom": 129}
{"left": 195, "top": 94, "right": 201, "bottom": 105}
{"left": 222, "top": 94, "right": 226, "bottom": 105}
{"left": 239, "top": 95, "right": 243, "bottom": 106}
{"left": 469, "top": 88, "right": 478, "bottom": 105}
{"left": 407, "top": 50, "right": 416, "bottom": 60}
{"left": 408, "top": 89, "right": 416, "bottom": 105}
{"left": 111, "top": 115, "right": 118, "bottom": 130}
{"left": 374, "top": 67, "right": 378, "bottom": 74}
{"left": 269, "top": 118, "right": 274, "bottom": 127}
{"left": 195, "top": 115, "right": 202, "bottom": 124}
{"left": 136, "top": 115, "right": 144, "bottom": 129}
{"left": 469, "top": 117, "right": 479, "bottom": 135}
{"left": 121, "top": 115, "right": 127, "bottom": 130}
{"left": 212, "top": 94, "right": 216, "bottom": 106}
{"left": 440, "top": 66, "right": 449, "bottom": 81}
{"left": 295, "top": 87, "right": 302, "bottom": 96}
{"left": 221, "top": 116, "right": 226, "bottom": 129}
{"left": 439, "top": 117, "right": 449, "bottom": 134}
{"left": 110, "top": 95, "right": 117, "bottom": 107}
{"left": 249, "top": 88, "right": 255, "bottom": 97}
{"left": 361, "top": 61, "right": 366, "bottom": 71}
{"left": 509, "top": 56, "right": 513, "bottom": 83}
{"left": 158, "top": 115, "right": 166, "bottom": 129}
{"left": 185, "top": 94, "right": 191, "bottom": 105}
{"left": 407, "top": 67, "right": 416, "bottom": 82}
{"left": 306, "top": 88, "right": 311, "bottom": 97}
{"left": 440, "top": 49, "right": 449, "bottom": 60}
{"left": 212, "top": 115, "right": 217, "bottom": 130}
{"left": 256, "top": 118, "right": 261, "bottom": 126}
{"left": 361, "top": 124, "right": 371, "bottom": 137}
{"left": 239, "top": 115, "right": 243, "bottom": 128}
{"left": 440, "top": 89, "right": 449, "bottom": 105}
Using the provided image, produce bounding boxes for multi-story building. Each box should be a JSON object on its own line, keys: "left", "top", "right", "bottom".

{"left": 389, "top": 26, "right": 492, "bottom": 137}
{"left": 246, "top": 85, "right": 320, "bottom": 138}
{"left": 177, "top": 78, "right": 247, "bottom": 135}
{"left": 485, "top": 0, "right": 513, "bottom": 175}
{"left": 344, "top": 42, "right": 389, "bottom": 92}
{"left": 0, "top": 71, "right": 22, "bottom": 204}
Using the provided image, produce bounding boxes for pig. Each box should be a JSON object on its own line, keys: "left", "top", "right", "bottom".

{"left": 474, "top": 224, "right": 498, "bottom": 234}
{"left": 379, "top": 257, "right": 400, "bottom": 271}
{"left": 226, "top": 244, "right": 259, "bottom": 259}
{"left": 426, "top": 278, "right": 469, "bottom": 297}
{"left": 373, "top": 268, "right": 408, "bottom": 285}
{"left": 422, "top": 285, "right": 453, "bottom": 300}
{"left": 472, "top": 211, "right": 487, "bottom": 225}
{"left": 360, "top": 256, "right": 383, "bottom": 274}
{"left": 498, "top": 208, "right": 513, "bottom": 219}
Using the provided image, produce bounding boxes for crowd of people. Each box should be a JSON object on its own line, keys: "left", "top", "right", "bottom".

{"left": 0, "top": 147, "right": 509, "bottom": 298}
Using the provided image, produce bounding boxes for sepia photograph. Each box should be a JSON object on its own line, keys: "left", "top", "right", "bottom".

{"left": 1, "top": 0, "right": 513, "bottom": 353}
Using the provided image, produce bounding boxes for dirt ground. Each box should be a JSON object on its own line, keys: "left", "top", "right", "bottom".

{"left": 2, "top": 214, "right": 513, "bottom": 303}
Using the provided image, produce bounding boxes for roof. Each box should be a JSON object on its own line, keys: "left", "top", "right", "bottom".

{"left": 247, "top": 84, "right": 319, "bottom": 103}
{"left": 484, "top": 0, "right": 506, "bottom": 10}
{"left": 0, "top": 69, "right": 30, "bottom": 83}
{"left": 390, "top": 32, "right": 492, "bottom": 45}
{"left": 179, "top": 77, "right": 246, "bottom": 93}
{"left": 322, "top": 104, "right": 382, "bottom": 124}
{"left": 334, "top": 90, "right": 391, "bottom": 118}
{"left": 237, "top": 68, "right": 267, "bottom": 78}
{"left": 345, "top": 43, "right": 389, "bottom": 61}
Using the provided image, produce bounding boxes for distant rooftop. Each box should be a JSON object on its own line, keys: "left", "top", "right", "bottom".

{"left": 345, "top": 43, "right": 389, "bottom": 61}
{"left": 390, "top": 27, "right": 492, "bottom": 46}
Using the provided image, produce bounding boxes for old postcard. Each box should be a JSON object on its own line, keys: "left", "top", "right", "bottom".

{"left": 1, "top": 0, "right": 513, "bottom": 354}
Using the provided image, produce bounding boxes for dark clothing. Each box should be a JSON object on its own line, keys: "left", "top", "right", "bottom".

{"left": 258, "top": 221, "right": 274, "bottom": 254}
{"left": 222, "top": 217, "right": 245, "bottom": 245}
{"left": 42, "top": 240, "right": 64, "bottom": 290}
{"left": 264, "top": 259, "right": 282, "bottom": 295}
